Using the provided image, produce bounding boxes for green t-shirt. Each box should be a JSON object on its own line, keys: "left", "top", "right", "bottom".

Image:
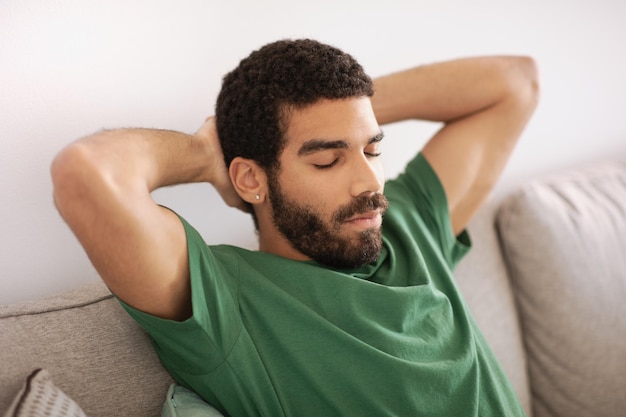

{"left": 121, "top": 153, "right": 525, "bottom": 417}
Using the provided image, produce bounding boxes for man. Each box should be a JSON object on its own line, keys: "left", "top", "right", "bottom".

{"left": 52, "top": 39, "right": 539, "bottom": 416}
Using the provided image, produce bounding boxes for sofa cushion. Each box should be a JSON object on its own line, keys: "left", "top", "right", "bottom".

{"left": 455, "top": 202, "right": 532, "bottom": 416}
{"left": 0, "top": 282, "right": 173, "bottom": 417}
{"left": 162, "top": 384, "right": 224, "bottom": 417}
{"left": 496, "top": 161, "right": 626, "bottom": 417}
{"left": 4, "top": 368, "right": 87, "bottom": 417}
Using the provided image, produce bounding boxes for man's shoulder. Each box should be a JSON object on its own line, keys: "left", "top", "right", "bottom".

{"left": 384, "top": 152, "right": 449, "bottom": 215}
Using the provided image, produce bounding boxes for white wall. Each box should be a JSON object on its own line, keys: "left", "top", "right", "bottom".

{"left": 1, "top": 0, "right": 625, "bottom": 304}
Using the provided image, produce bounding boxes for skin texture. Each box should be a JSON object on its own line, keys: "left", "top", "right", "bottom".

{"left": 51, "top": 54, "right": 539, "bottom": 321}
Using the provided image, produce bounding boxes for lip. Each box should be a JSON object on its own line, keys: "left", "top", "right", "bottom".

{"left": 344, "top": 210, "right": 383, "bottom": 229}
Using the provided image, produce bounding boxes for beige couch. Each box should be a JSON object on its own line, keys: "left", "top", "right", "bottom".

{"left": 2, "top": 160, "right": 625, "bottom": 417}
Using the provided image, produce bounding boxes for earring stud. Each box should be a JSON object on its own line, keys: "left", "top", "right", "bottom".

{"left": 255, "top": 194, "right": 260, "bottom": 200}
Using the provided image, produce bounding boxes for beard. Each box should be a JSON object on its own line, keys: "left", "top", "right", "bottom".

{"left": 267, "top": 175, "right": 389, "bottom": 269}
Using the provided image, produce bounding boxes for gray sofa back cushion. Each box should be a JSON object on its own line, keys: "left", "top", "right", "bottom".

{"left": 455, "top": 202, "right": 532, "bottom": 416}
{"left": 497, "top": 161, "right": 626, "bottom": 417}
{"left": 0, "top": 282, "right": 173, "bottom": 417}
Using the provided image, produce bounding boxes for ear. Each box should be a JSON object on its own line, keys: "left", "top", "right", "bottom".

{"left": 229, "top": 157, "right": 267, "bottom": 204}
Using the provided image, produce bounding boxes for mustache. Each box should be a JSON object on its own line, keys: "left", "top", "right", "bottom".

{"left": 334, "top": 193, "right": 389, "bottom": 223}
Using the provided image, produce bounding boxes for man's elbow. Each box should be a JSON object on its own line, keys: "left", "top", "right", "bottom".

{"left": 50, "top": 143, "right": 96, "bottom": 219}
{"left": 505, "top": 56, "right": 541, "bottom": 111}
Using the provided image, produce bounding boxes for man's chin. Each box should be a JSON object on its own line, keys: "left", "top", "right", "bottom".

{"left": 311, "top": 235, "right": 383, "bottom": 269}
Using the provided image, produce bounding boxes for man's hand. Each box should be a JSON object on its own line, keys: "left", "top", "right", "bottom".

{"left": 196, "top": 117, "right": 249, "bottom": 212}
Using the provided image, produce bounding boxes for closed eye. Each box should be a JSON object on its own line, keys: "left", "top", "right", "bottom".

{"left": 364, "top": 132, "right": 383, "bottom": 158}
{"left": 313, "top": 159, "right": 339, "bottom": 169}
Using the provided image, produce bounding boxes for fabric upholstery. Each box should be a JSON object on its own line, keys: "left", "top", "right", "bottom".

{"left": 455, "top": 201, "right": 532, "bottom": 416}
{"left": 0, "top": 282, "right": 173, "bottom": 417}
{"left": 497, "top": 161, "right": 626, "bottom": 417}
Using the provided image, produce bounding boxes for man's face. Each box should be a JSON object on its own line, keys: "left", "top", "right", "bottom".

{"left": 268, "top": 97, "right": 388, "bottom": 268}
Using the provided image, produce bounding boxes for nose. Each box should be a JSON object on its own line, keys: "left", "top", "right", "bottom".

{"left": 350, "top": 153, "right": 384, "bottom": 197}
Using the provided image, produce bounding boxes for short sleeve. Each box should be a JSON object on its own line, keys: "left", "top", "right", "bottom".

{"left": 117, "top": 214, "right": 243, "bottom": 375}
{"left": 385, "top": 152, "right": 471, "bottom": 267}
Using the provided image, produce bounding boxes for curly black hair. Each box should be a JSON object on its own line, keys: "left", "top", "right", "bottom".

{"left": 215, "top": 39, "right": 374, "bottom": 174}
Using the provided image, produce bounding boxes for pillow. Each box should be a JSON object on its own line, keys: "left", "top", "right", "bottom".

{"left": 496, "top": 162, "right": 626, "bottom": 417}
{"left": 162, "top": 384, "right": 225, "bottom": 417}
{"left": 3, "top": 369, "right": 87, "bottom": 417}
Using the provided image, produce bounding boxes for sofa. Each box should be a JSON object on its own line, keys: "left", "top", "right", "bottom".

{"left": 2, "top": 160, "right": 625, "bottom": 417}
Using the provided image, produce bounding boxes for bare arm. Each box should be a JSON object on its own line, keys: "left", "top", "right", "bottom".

{"left": 372, "top": 56, "right": 539, "bottom": 234}
{"left": 51, "top": 118, "right": 241, "bottom": 320}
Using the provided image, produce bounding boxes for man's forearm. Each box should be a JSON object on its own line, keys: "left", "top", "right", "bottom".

{"left": 371, "top": 56, "right": 539, "bottom": 125}
{"left": 371, "top": 56, "right": 539, "bottom": 234}
{"left": 53, "top": 128, "right": 213, "bottom": 195}
{"left": 51, "top": 127, "right": 217, "bottom": 240}
{"left": 52, "top": 117, "right": 248, "bottom": 224}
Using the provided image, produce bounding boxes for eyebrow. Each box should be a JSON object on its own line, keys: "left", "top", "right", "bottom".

{"left": 297, "top": 132, "right": 384, "bottom": 157}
